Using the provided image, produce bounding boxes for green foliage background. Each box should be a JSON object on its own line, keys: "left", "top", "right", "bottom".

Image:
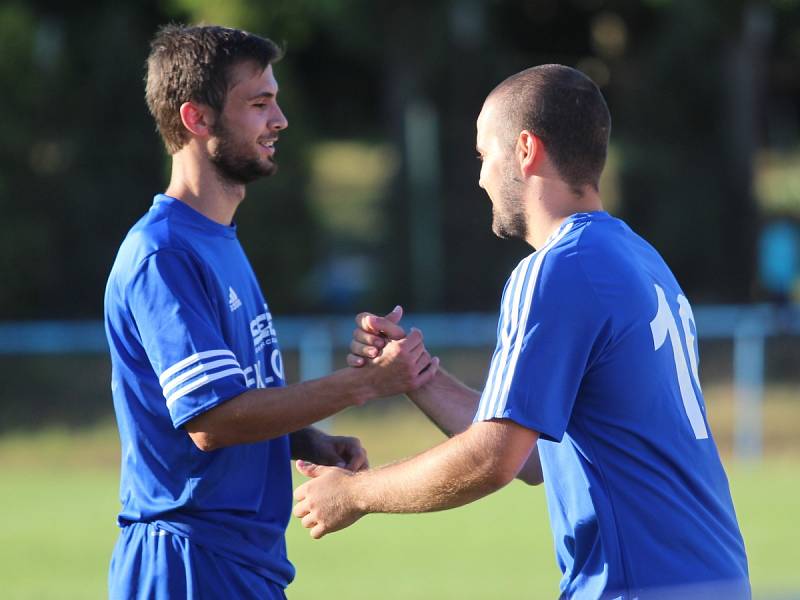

{"left": 2, "top": 0, "right": 800, "bottom": 319}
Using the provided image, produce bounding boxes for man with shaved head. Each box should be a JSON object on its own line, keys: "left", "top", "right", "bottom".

{"left": 293, "top": 65, "right": 750, "bottom": 599}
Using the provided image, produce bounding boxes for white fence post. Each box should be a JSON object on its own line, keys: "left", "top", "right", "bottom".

{"left": 732, "top": 319, "right": 765, "bottom": 460}
{"left": 299, "top": 320, "right": 334, "bottom": 431}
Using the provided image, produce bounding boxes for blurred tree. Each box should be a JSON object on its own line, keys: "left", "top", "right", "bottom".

{"left": 0, "top": 0, "right": 321, "bottom": 317}
{"left": 0, "top": 1, "right": 168, "bottom": 318}
{"left": 1, "top": 0, "right": 799, "bottom": 322}
{"left": 612, "top": 0, "right": 772, "bottom": 301}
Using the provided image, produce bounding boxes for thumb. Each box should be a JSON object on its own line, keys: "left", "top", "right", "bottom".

{"left": 384, "top": 305, "right": 403, "bottom": 325}
{"left": 296, "top": 460, "right": 327, "bottom": 478}
{"left": 363, "top": 314, "right": 405, "bottom": 340}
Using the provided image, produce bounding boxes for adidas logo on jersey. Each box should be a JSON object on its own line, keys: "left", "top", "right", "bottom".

{"left": 228, "top": 286, "right": 242, "bottom": 312}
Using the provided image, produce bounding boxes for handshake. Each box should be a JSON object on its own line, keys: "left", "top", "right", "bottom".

{"left": 292, "top": 305, "right": 449, "bottom": 538}
{"left": 345, "top": 305, "right": 440, "bottom": 400}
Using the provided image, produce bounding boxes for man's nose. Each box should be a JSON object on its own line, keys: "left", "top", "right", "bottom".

{"left": 271, "top": 104, "right": 288, "bottom": 130}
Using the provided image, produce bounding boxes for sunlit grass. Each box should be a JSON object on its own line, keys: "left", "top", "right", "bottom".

{"left": 0, "top": 398, "right": 798, "bottom": 599}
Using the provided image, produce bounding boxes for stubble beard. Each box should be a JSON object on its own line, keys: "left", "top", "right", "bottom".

{"left": 209, "top": 117, "right": 277, "bottom": 186}
{"left": 491, "top": 173, "right": 527, "bottom": 241}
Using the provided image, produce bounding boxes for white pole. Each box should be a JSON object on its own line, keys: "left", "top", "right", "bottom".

{"left": 300, "top": 321, "right": 334, "bottom": 431}
{"left": 732, "top": 319, "right": 764, "bottom": 460}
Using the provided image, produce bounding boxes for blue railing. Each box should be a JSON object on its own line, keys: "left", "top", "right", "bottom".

{"left": 1, "top": 304, "right": 798, "bottom": 460}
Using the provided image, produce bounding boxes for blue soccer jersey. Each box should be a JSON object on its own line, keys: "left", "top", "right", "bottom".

{"left": 104, "top": 195, "right": 294, "bottom": 587}
{"left": 475, "top": 212, "right": 749, "bottom": 599}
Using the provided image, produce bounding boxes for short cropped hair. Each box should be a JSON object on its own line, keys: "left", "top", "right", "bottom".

{"left": 489, "top": 65, "right": 611, "bottom": 191}
{"left": 145, "top": 24, "right": 282, "bottom": 154}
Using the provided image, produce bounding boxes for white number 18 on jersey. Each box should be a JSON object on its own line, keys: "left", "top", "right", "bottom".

{"left": 650, "top": 284, "right": 709, "bottom": 439}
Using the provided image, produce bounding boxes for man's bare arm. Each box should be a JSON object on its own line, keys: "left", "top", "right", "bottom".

{"left": 186, "top": 369, "right": 369, "bottom": 451}
{"left": 293, "top": 419, "right": 538, "bottom": 538}
{"left": 186, "top": 331, "right": 436, "bottom": 451}
{"left": 347, "top": 310, "right": 543, "bottom": 485}
{"left": 405, "top": 368, "right": 543, "bottom": 485}
{"left": 406, "top": 367, "right": 478, "bottom": 436}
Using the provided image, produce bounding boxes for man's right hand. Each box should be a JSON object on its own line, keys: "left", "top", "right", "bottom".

{"left": 348, "top": 306, "right": 439, "bottom": 395}
{"left": 348, "top": 305, "right": 404, "bottom": 367}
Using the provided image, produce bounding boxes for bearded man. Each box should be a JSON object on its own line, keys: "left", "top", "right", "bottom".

{"left": 294, "top": 65, "right": 751, "bottom": 600}
{"left": 104, "top": 24, "right": 436, "bottom": 599}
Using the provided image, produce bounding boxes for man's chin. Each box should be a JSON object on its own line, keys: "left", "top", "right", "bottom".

{"left": 492, "top": 224, "right": 511, "bottom": 239}
{"left": 255, "top": 156, "right": 278, "bottom": 178}
{"left": 212, "top": 159, "right": 277, "bottom": 185}
{"left": 492, "top": 220, "right": 526, "bottom": 241}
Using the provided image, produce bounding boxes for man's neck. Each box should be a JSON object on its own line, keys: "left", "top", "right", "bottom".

{"left": 524, "top": 179, "right": 603, "bottom": 250}
{"left": 165, "top": 150, "right": 245, "bottom": 226}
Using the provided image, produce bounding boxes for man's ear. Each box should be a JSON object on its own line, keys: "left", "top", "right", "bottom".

{"left": 517, "top": 130, "right": 542, "bottom": 177}
{"left": 179, "top": 101, "right": 214, "bottom": 138}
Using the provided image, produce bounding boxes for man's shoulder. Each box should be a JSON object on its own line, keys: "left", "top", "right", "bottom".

{"left": 534, "top": 220, "right": 596, "bottom": 276}
{"left": 502, "top": 233, "right": 592, "bottom": 310}
{"left": 558, "top": 212, "right": 621, "bottom": 249}
{"left": 528, "top": 215, "right": 633, "bottom": 303}
{"left": 109, "top": 207, "right": 198, "bottom": 287}
{"left": 546, "top": 213, "right": 654, "bottom": 273}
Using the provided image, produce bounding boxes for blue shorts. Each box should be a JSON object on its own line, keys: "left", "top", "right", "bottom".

{"left": 109, "top": 522, "right": 287, "bottom": 600}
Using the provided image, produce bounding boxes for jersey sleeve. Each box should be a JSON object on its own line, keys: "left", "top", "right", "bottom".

{"left": 128, "top": 249, "right": 249, "bottom": 428}
{"left": 474, "top": 245, "right": 611, "bottom": 442}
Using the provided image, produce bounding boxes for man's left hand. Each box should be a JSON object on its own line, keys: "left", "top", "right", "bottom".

{"left": 291, "top": 428, "right": 368, "bottom": 472}
{"left": 293, "top": 461, "right": 364, "bottom": 539}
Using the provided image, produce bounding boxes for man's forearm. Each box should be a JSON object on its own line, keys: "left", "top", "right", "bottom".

{"left": 407, "top": 367, "right": 544, "bottom": 485}
{"left": 293, "top": 415, "right": 539, "bottom": 539}
{"left": 351, "top": 420, "right": 537, "bottom": 514}
{"left": 186, "top": 331, "right": 438, "bottom": 451}
{"left": 406, "top": 368, "right": 481, "bottom": 437}
{"left": 186, "top": 368, "right": 371, "bottom": 451}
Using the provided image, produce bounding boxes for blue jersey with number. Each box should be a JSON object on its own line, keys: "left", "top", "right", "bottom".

{"left": 475, "top": 212, "right": 749, "bottom": 599}
{"left": 104, "top": 195, "right": 294, "bottom": 587}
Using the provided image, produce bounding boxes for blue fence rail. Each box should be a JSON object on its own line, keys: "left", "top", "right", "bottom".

{"left": 1, "top": 304, "right": 799, "bottom": 460}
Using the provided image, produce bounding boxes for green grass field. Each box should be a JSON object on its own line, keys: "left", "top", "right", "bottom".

{"left": 0, "top": 401, "right": 798, "bottom": 599}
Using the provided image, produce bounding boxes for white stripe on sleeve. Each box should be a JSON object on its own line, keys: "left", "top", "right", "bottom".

{"left": 165, "top": 367, "right": 246, "bottom": 408}
{"left": 478, "top": 255, "right": 533, "bottom": 420}
{"left": 159, "top": 349, "right": 236, "bottom": 385}
{"left": 478, "top": 222, "right": 574, "bottom": 420}
{"left": 161, "top": 358, "right": 241, "bottom": 397}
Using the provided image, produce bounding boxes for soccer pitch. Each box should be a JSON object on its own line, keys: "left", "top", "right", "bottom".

{"left": 0, "top": 411, "right": 797, "bottom": 599}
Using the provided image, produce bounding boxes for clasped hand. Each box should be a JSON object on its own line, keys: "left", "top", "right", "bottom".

{"left": 350, "top": 305, "right": 440, "bottom": 397}
{"left": 294, "top": 306, "right": 438, "bottom": 538}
